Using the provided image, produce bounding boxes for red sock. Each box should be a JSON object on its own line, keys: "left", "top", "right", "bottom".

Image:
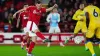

{"left": 28, "top": 42, "right": 35, "bottom": 54}
{"left": 58, "top": 34, "right": 62, "bottom": 42}
{"left": 22, "top": 37, "right": 26, "bottom": 43}
{"left": 26, "top": 43, "right": 30, "bottom": 48}
{"left": 36, "top": 32, "right": 45, "bottom": 40}
{"left": 49, "top": 34, "right": 52, "bottom": 40}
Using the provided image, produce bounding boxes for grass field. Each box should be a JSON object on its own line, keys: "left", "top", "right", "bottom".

{"left": 0, "top": 45, "right": 99, "bottom": 56}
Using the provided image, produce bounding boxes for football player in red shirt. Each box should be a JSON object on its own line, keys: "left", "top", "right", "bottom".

{"left": 13, "top": 1, "right": 58, "bottom": 56}
{"left": 14, "top": 4, "right": 31, "bottom": 51}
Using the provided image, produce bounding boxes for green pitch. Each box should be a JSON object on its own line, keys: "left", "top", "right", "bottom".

{"left": 0, "top": 45, "right": 99, "bottom": 56}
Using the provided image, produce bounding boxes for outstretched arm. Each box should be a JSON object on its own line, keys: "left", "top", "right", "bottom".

{"left": 58, "top": 14, "right": 60, "bottom": 22}
{"left": 16, "top": 12, "right": 22, "bottom": 28}
{"left": 46, "top": 14, "right": 51, "bottom": 23}
{"left": 46, "top": 4, "right": 58, "bottom": 12}
{"left": 13, "top": 9, "right": 25, "bottom": 18}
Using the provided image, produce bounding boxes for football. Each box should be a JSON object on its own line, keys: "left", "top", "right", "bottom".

{"left": 74, "top": 37, "right": 82, "bottom": 44}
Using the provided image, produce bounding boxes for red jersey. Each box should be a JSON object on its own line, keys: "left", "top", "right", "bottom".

{"left": 19, "top": 11, "right": 29, "bottom": 28}
{"left": 26, "top": 6, "right": 46, "bottom": 25}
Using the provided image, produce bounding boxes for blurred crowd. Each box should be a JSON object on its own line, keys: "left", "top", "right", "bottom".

{"left": 0, "top": 0, "right": 100, "bottom": 33}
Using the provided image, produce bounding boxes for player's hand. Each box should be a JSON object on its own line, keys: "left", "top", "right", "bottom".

{"left": 13, "top": 13, "right": 16, "bottom": 18}
{"left": 80, "top": 18, "right": 84, "bottom": 21}
{"left": 53, "top": 4, "right": 58, "bottom": 8}
{"left": 16, "top": 24, "right": 19, "bottom": 28}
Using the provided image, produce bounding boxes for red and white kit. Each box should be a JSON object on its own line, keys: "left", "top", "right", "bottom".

{"left": 25, "top": 6, "right": 46, "bottom": 37}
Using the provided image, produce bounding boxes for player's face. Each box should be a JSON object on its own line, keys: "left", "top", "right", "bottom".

{"left": 79, "top": 4, "right": 84, "bottom": 10}
{"left": 36, "top": 3, "right": 42, "bottom": 9}
{"left": 53, "top": 8, "right": 58, "bottom": 13}
{"left": 23, "top": 5, "right": 28, "bottom": 9}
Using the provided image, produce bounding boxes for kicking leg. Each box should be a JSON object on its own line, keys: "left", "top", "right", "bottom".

{"left": 27, "top": 36, "right": 37, "bottom": 56}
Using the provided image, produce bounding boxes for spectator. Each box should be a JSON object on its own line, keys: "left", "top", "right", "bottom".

{"left": 58, "top": 0, "right": 64, "bottom": 10}
{"left": 2, "top": 6, "right": 9, "bottom": 23}
{"left": 48, "top": 0, "right": 56, "bottom": 7}
{"left": 63, "top": 24, "right": 69, "bottom": 32}
{"left": 66, "top": 10, "right": 73, "bottom": 23}
{"left": 69, "top": 25, "right": 74, "bottom": 32}
{"left": 15, "top": 1, "right": 24, "bottom": 10}
{"left": 8, "top": 4, "right": 16, "bottom": 14}
{"left": 8, "top": 13, "right": 13, "bottom": 24}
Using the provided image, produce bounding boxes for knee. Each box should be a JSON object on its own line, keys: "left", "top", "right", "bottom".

{"left": 34, "top": 29, "right": 40, "bottom": 33}
{"left": 32, "top": 36, "right": 37, "bottom": 43}
{"left": 26, "top": 32, "right": 29, "bottom": 37}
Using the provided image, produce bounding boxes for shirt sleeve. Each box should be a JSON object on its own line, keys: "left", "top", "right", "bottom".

{"left": 41, "top": 7, "right": 46, "bottom": 13}
{"left": 46, "top": 14, "right": 51, "bottom": 22}
{"left": 72, "top": 10, "right": 81, "bottom": 20}
{"left": 58, "top": 13, "right": 60, "bottom": 22}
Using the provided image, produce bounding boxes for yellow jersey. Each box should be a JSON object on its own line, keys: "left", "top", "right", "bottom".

{"left": 73, "top": 9, "right": 87, "bottom": 33}
{"left": 84, "top": 5, "right": 100, "bottom": 25}
{"left": 73, "top": 9, "right": 86, "bottom": 24}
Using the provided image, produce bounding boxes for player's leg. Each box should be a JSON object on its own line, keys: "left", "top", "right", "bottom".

{"left": 27, "top": 37, "right": 36, "bottom": 56}
{"left": 95, "top": 28, "right": 100, "bottom": 49}
{"left": 81, "top": 24, "right": 88, "bottom": 51}
{"left": 47, "top": 27, "right": 54, "bottom": 47}
{"left": 65, "top": 23, "right": 80, "bottom": 44}
{"left": 85, "top": 27, "right": 96, "bottom": 56}
{"left": 21, "top": 27, "right": 31, "bottom": 50}
{"left": 21, "top": 32, "right": 29, "bottom": 49}
{"left": 72, "top": 23, "right": 81, "bottom": 38}
{"left": 31, "top": 22, "right": 52, "bottom": 43}
{"left": 26, "top": 37, "right": 31, "bottom": 51}
{"left": 27, "top": 32, "right": 37, "bottom": 56}
{"left": 55, "top": 27, "right": 64, "bottom": 47}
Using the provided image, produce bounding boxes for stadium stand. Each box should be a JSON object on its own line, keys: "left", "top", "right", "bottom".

{"left": 0, "top": 0, "right": 100, "bottom": 32}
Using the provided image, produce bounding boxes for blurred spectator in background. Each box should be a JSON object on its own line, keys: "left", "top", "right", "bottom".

{"left": 8, "top": 4, "right": 16, "bottom": 14}
{"left": 48, "top": 0, "right": 56, "bottom": 7}
{"left": 2, "top": 7, "right": 9, "bottom": 23}
{"left": 8, "top": 13, "right": 13, "bottom": 24}
{"left": 69, "top": 25, "right": 74, "bottom": 32}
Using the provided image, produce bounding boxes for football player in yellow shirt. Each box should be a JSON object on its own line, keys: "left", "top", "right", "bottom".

{"left": 72, "top": 3, "right": 88, "bottom": 50}
{"left": 64, "top": 4, "right": 87, "bottom": 48}
{"left": 84, "top": 0, "right": 100, "bottom": 56}
{"left": 72, "top": 3, "right": 87, "bottom": 40}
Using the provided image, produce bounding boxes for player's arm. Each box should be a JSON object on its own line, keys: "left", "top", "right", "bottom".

{"left": 46, "top": 4, "right": 57, "bottom": 12}
{"left": 13, "top": 9, "right": 25, "bottom": 18}
{"left": 58, "top": 14, "right": 60, "bottom": 22}
{"left": 16, "top": 13, "right": 21, "bottom": 28}
{"left": 72, "top": 10, "right": 80, "bottom": 21}
{"left": 46, "top": 14, "right": 51, "bottom": 23}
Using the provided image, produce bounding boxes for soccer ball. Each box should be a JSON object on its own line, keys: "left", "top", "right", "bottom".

{"left": 74, "top": 37, "right": 82, "bottom": 44}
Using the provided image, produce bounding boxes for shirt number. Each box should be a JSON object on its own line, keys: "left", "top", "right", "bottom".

{"left": 93, "top": 9, "right": 98, "bottom": 17}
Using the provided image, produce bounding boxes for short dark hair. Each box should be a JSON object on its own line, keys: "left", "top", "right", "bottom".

{"left": 86, "top": 0, "right": 94, "bottom": 4}
{"left": 35, "top": 1, "right": 41, "bottom": 4}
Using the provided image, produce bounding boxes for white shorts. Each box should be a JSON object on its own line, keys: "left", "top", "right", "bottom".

{"left": 26, "top": 21, "right": 38, "bottom": 32}
{"left": 23, "top": 27, "right": 36, "bottom": 37}
{"left": 24, "top": 21, "right": 38, "bottom": 37}
{"left": 49, "top": 26, "right": 61, "bottom": 33}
